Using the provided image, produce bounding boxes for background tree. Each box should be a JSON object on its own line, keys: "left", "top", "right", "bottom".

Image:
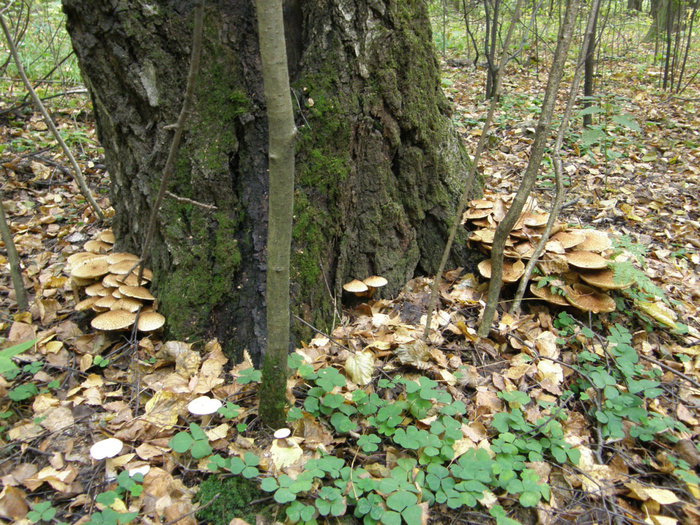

{"left": 61, "top": 0, "right": 476, "bottom": 363}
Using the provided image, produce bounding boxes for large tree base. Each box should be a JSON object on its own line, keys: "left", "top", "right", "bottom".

{"left": 63, "top": 0, "right": 480, "bottom": 363}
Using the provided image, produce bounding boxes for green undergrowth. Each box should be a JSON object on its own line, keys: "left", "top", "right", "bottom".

{"left": 157, "top": 314, "right": 696, "bottom": 525}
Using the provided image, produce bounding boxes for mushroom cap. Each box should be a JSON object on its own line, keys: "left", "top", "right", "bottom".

{"left": 343, "top": 279, "right": 369, "bottom": 294}
{"left": 363, "top": 275, "right": 388, "bottom": 288}
{"left": 565, "top": 250, "right": 609, "bottom": 270}
{"left": 103, "top": 272, "right": 149, "bottom": 288}
{"left": 579, "top": 268, "right": 633, "bottom": 291}
{"left": 187, "top": 396, "right": 223, "bottom": 416}
{"left": 112, "top": 298, "right": 144, "bottom": 313}
{"left": 522, "top": 212, "right": 549, "bottom": 227}
{"left": 84, "top": 239, "right": 113, "bottom": 254}
{"left": 118, "top": 285, "right": 155, "bottom": 301}
{"left": 478, "top": 259, "right": 525, "bottom": 283}
{"left": 551, "top": 230, "right": 586, "bottom": 250}
{"left": 75, "top": 296, "right": 100, "bottom": 311}
{"left": 529, "top": 282, "right": 569, "bottom": 306}
{"left": 98, "top": 230, "right": 115, "bottom": 244}
{"left": 578, "top": 230, "right": 612, "bottom": 252}
{"left": 274, "top": 428, "right": 291, "bottom": 439}
{"left": 91, "top": 309, "right": 137, "bottom": 330}
{"left": 71, "top": 257, "right": 110, "bottom": 279}
{"left": 90, "top": 437, "right": 123, "bottom": 460}
{"left": 137, "top": 312, "right": 165, "bottom": 332}
{"left": 106, "top": 252, "right": 140, "bottom": 265}
{"left": 94, "top": 295, "right": 118, "bottom": 310}
{"left": 109, "top": 260, "right": 140, "bottom": 275}
{"left": 463, "top": 208, "right": 492, "bottom": 220}
{"left": 85, "top": 282, "right": 111, "bottom": 297}
{"left": 469, "top": 199, "right": 495, "bottom": 209}
{"left": 564, "top": 283, "right": 616, "bottom": 313}
{"left": 469, "top": 229, "right": 496, "bottom": 244}
{"left": 67, "top": 251, "right": 101, "bottom": 267}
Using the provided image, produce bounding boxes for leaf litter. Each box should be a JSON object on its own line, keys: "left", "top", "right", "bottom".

{"left": 0, "top": 54, "right": 699, "bottom": 525}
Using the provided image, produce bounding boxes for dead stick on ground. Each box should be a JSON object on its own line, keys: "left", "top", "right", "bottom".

{"left": 422, "top": 0, "right": 524, "bottom": 342}
{"left": 0, "top": 186, "right": 28, "bottom": 310}
{"left": 0, "top": 15, "right": 105, "bottom": 222}
{"left": 138, "top": 1, "right": 205, "bottom": 282}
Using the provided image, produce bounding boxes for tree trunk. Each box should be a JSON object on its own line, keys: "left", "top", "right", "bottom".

{"left": 61, "top": 0, "right": 476, "bottom": 364}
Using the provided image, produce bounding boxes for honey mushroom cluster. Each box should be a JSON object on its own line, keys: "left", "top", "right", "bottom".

{"left": 464, "top": 193, "right": 633, "bottom": 314}
{"left": 342, "top": 276, "right": 388, "bottom": 298}
{"left": 67, "top": 230, "right": 165, "bottom": 332}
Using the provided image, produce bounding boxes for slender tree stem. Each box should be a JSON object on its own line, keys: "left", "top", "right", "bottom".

{"left": 257, "top": 0, "right": 296, "bottom": 428}
{"left": 422, "top": 0, "right": 524, "bottom": 342}
{"left": 0, "top": 187, "right": 28, "bottom": 310}
{"left": 478, "top": 0, "right": 581, "bottom": 337}
{"left": 0, "top": 14, "right": 104, "bottom": 222}
{"left": 511, "top": 0, "right": 602, "bottom": 314}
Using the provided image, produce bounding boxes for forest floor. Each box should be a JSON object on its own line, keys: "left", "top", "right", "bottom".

{"left": 0, "top": 49, "right": 699, "bottom": 525}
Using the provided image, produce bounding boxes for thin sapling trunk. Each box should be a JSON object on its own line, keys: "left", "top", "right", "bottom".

{"left": 257, "top": 0, "right": 296, "bottom": 428}
{"left": 477, "top": 0, "right": 581, "bottom": 337}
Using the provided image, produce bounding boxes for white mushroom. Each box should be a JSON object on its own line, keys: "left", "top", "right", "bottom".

{"left": 187, "top": 396, "right": 222, "bottom": 425}
{"left": 90, "top": 438, "right": 124, "bottom": 460}
{"left": 273, "top": 428, "right": 291, "bottom": 439}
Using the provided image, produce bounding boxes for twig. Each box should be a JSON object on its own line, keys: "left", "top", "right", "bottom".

{"left": 165, "top": 191, "right": 218, "bottom": 210}
{"left": 510, "top": 0, "right": 601, "bottom": 314}
{"left": 639, "top": 353, "right": 700, "bottom": 390}
{"left": 138, "top": 1, "right": 205, "bottom": 282}
{"left": 292, "top": 314, "right": 353, "bottom": 353}
{"left": 478, "top": 0, "right": 581, "bottom": 336}
{"left": 0, "top": 14, "right": 104, "bottom": 222}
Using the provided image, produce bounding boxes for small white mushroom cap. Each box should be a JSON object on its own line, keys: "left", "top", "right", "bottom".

{"left": 127, "top": 465, "right": 151, "bottom": 477}
{"left": 187, "top": 396, "right": 223, "bottom": 416}
{"left": 274, "top": 428, "right": 291, "bottom": 439}
{"left": 90, "top": 437, "right": 124, "bottom": 460}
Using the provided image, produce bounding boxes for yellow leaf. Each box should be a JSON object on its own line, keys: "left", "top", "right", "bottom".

{"left": 635, "top": 300, "right": 677, "bottom": 328}
{"left": 649, "top": 515, "right": 677, "bottom": 525}
{"left": 345, "top": 352, "right": 374, "bottom": 385}
{"left": 626, "top": 480, "right": 680, "bottom": 504}
{"left": 143, "top": 390, "right": 187, "bottom": 429}
{"left": 270, "top": 438, "right": 303, "bottom": 469}
{"left": 205, "top": 424, "right": 230, "bottom": 441}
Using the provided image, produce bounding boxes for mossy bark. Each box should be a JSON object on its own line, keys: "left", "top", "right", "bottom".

{"left": 62, "top": 0, "right": 481, "bottom": 364}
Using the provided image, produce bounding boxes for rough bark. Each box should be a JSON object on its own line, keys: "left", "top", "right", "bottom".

{"left": 62, "top": 0, "right": 477, "bottom": 363}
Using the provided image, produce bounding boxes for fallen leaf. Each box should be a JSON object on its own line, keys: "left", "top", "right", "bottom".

{"left": 345, "top": 351, "right": 374, "bottom": 385}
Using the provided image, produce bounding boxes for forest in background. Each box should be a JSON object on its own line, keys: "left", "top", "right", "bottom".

{"left": 0, "top": 1, "right": 699, "bottom": 524}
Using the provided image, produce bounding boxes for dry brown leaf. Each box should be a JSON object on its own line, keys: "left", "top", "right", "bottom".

{"left": 0, "top": 485, "right": 28, "bottom": 521}
{"left": 143, "top": 390, "right": 187, "bottom": 429}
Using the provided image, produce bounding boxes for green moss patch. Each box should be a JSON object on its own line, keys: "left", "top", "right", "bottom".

{"left": 195, "top": 475, "right": 275, "bottom": 525}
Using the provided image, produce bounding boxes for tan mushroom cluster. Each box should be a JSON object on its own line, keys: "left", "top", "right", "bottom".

{"left": 342, "top": 276, "right": 388, "bottom": 298}
{"left": 463, "top": 193, "right": 632, "bottom": 313}
{"left": 67, "top": 230, "right": 165, "bottom": 332}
